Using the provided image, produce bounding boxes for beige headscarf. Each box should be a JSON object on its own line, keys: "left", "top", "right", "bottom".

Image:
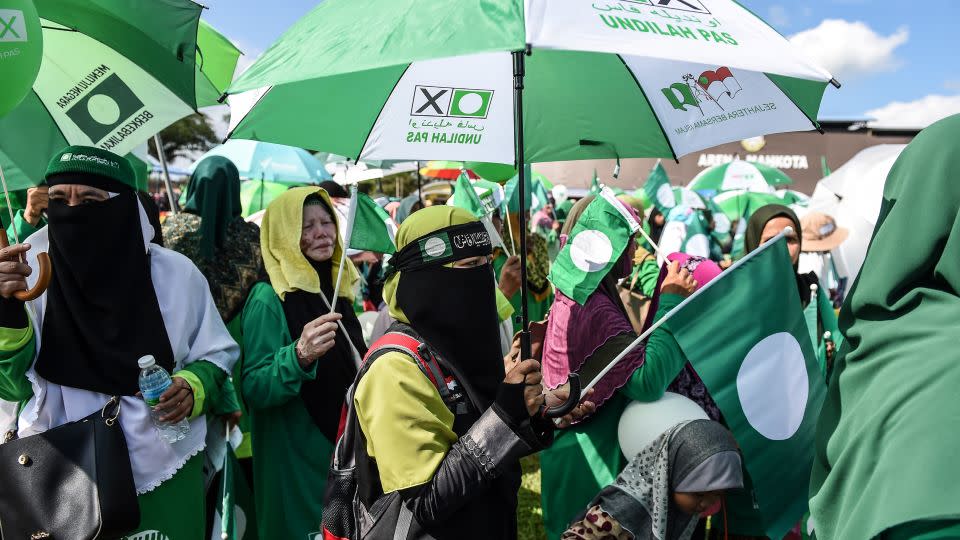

{"left": 260, "top": 186, "right": 359, "bottom": 301}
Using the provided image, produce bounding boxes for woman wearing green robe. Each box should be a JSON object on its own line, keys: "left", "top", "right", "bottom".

{"left": 539, "top": 196, "right": 702, "bottom": 539}
{"left": 809, "top": 114, "right": 960, "bottom": 540}
{"left": 240, "top": 186, "right": 367, "bottom": 540}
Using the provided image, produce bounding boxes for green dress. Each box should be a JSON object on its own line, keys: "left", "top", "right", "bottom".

{"left": 540, "top": 294, "right": 689, "bottom": 539}
{"left": 240, "top": 282, "right": 331, "bottom": 540}
{"left": 809, "top": 115, "right": 960, "bottom": 540}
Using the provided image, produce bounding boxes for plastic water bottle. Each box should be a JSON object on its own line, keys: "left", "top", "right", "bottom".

{"left": 137, "top": 355, "right": 190, "bottom": 443}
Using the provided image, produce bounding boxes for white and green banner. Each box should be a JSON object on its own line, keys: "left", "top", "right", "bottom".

{"left": 226, "top": 0, "right": 835, "bottom": 165}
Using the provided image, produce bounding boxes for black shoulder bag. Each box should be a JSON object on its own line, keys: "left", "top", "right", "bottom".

{"left": 0, "top": 396, "right": 141, "bottom": 539}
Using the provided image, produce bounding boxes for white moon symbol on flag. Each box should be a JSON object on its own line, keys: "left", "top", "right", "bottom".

{"left": 88, "top": 94, "right": 121, "bottom": 125}
{"left": 656, "top": 184, "right": 675, "bottom": 208}
{"left": 570, "top": 230, "right": 613, "bottom": 273}
{"left": 736, "top": 332, "right": 809, "bottom": 440}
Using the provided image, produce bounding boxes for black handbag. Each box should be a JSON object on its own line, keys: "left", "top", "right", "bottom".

{"left": 0, "top": 397, "right": 141, "bottom": 539}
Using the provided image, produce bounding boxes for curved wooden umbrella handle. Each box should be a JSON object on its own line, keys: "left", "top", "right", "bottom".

{"left": 0, "top": 228, "right": 52, "bottom": 301}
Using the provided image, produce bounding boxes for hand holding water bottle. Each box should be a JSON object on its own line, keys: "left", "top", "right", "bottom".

{"left": 156, "top": 376, "right": 193, "bottom": 423}
{"left": 138, "top": 355, "right": 191, "bottom": 443}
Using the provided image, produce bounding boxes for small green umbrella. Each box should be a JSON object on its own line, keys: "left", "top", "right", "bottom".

{"left": 713, "top": 189, "right": 788, "bottom": 221}
{"left": 0, "top": 2, "right": 241, "bottom": 192}
{"left": 688, "top": 160, "right": 793, "bottom": 198}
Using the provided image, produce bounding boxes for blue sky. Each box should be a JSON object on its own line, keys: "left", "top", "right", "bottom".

{"left": 201, "top": 0, "right": 958, "bottom": 128}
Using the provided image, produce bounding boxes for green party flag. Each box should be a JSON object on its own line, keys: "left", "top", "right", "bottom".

{"left": 644, "top": 161, "right": 673, "bottom": 213}
{"left": 532, "top": 178, "right": 551, "bottom": 212}
{"left": 453, "top": 172, "right": 487, "bottom": 218}
{"left": 589, "top": 169, "right": 602, "bottom": 195}
{"left": 666, "top": 236, "right": 826, "bottom": 538}
{"left": 213, "top": 444, "right": 258, "bottom": 540}
{"left": 548, "top": 187, "right": 639, "bottom": 304}
{"left": 349, "top": 192, "right": 397, "bottom": 254}
{"left": 680, "top": 209, "right": 714, "bottom": 256}
{"left": 504, "top": 164, "right": 533, "bottom": 214}
{"left": 820, "top": 155, "right": 831, "bottom": 177}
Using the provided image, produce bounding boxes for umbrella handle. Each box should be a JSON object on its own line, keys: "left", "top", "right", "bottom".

{"left": 0, "top": 228, "right": 51, "bottom": 302}
{"left": 540, "top": 373, "right": 581, "bottom": 419}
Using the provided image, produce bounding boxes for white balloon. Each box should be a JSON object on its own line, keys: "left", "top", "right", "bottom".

{"left": 618, "top": 392, "right": 709, "bottom": 460}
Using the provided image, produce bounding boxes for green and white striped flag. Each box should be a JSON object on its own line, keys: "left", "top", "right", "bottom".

{"left": 644, "top": 161, "right": 673, "bottom": 213}
{"left": 666, "top": 236, "right": 826, "bottom": 538}
{"left": 348, "top": 192, "right": 397, "bottom": 254}
{"left": 548, "top": 187, "right": 639, "bottom": 304}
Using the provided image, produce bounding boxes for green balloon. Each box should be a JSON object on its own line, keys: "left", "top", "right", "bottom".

{"left": 0, "top": 0, "right": 42, "bottom": 117}
{"left": 466, "top": 162, "right": 516, "bottom": 183}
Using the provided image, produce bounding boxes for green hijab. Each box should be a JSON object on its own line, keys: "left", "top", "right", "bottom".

{"left": 809, "top": 114, "right": 960, "bottom": 539}
{"left": 184, "top": 156, "right": 241, "bottom": 258}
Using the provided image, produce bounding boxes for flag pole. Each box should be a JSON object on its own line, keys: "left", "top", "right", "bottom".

{"left": 317, "top": 286, "right": 363, "bottom": 367}
{"left": 637, "top": 225, "right": 660, "bottom": 257}
{"left": 330, "top": 184, "right": 359, "bottom": 315}
{"left": 583, "top": 228, "right": 793, "bottom": 394}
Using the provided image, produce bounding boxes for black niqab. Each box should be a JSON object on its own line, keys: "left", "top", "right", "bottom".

{"left": 36, "top": 189, "right": 174, "bottom": 396}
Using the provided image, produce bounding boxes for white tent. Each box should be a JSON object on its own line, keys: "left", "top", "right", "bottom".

{"left": 807, "top": 144, "right": 906, "bottom": 282}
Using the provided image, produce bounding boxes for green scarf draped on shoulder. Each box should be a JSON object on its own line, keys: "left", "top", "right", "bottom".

{"left": 809, "top": 114, "right": 960, "bottom": 540}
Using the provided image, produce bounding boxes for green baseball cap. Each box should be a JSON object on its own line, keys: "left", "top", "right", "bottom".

{"left": 45, "top": 145, "right": 136, "bottom": 192}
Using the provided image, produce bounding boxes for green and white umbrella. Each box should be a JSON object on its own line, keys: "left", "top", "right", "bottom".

{"left": 224, "top": 0, "right": 835, "bottom": 361}
{"left": 191, "top": 139, "right": 331, "bottom": 185}
{"left": 0, "top": 1, "right": 240, "bottom": 191}
{"left": 656, "top": 186, "right": 709, "bottom": 211}
{"left": 226, "top": 0, "right": 835, "bottom": 165}
{"left": 713, "top": 189, "right": 788, "bottom": 220}
{"left": 688, "top": 159, "right": 793, "bottom": 197}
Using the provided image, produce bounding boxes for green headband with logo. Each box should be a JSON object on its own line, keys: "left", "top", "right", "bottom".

{"left": 45, "top": 145, "right": 136, "bottom": 192}
{"left": 388, "top": 221, "right": 492, "bottom": 274}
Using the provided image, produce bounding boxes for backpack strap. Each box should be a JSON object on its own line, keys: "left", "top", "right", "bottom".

{"left": 363, "top": 332, "right": 453, "bottom": 403}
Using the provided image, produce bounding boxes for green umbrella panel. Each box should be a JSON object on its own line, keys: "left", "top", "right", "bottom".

{"left": 0, "top": 2, "right": 240, "bottom": 191}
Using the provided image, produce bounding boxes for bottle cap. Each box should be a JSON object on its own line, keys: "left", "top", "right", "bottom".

{"left": 137, "top": 355, "right": 156, "bottom": 369}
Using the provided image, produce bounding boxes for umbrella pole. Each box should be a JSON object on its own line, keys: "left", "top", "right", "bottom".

{"left": 417, "top": 162, "right": 422, "bottom": 202}
{"left": 153, "top": 134, "right": 178, "bottom": 215}
{"left": 512, "top": 50, "right": 531, "bottom": 360}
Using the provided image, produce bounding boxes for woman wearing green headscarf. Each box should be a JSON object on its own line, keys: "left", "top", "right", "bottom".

{"left": 240, "top": 186, "right": 367, "bottom": 539}
{"left": 162, "top": 156, "right": 264, "bottom": 533}
{"left": 349, "top": 205, "right": 588, "bottom": 539}
{"left": 809, "top": 115, "right": 960, "bottom": 540}
{"left": 743, "top": 204, "right": 839, "bottom": 382}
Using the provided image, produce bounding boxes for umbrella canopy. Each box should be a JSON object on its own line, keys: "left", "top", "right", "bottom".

{"left": 808, "top": 144, "right": 906, "bottom": 281}
{"left": 419, "top": 160, "right": 478, "bottom": 180}
{"left": 193, "top": 139, "right": 331, "bottom": 185}
{"left": 332, "top": 161, "right": 419, "bottom": 185}
{"left": 776, "top": 189, "right": 810, "bottom": 207}
{"left": 239, "top": 179, "right": 295, "bottom": 217}
{"left": 225, "top": 0, "right": 834, "bottom": 165}
{"left": 712, "top": 189, "right": 787, "bottom": 220}
{"left": 688, "top": 160, "right": 791, "bottom": 197}
{"left": 0, "top": 5, "right": 240, "bottom": 191}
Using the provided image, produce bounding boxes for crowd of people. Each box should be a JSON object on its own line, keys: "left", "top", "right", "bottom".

{"left": 0, "top": 113, "right": 957, "bottom": 540}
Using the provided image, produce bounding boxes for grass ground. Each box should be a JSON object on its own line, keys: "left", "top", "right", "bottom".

{"left": 518, "top": 454, "right": 548, "bottom": 540}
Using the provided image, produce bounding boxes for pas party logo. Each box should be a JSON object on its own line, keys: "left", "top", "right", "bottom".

{"left": 661, "top": 66, "right": 743, "bottom": 116}
{"left": 618, "top": 0, "right": 710, "bottom": 14}
{"left": 419, "top": 233, "right": 452, "bottom": 262}
{"left": 411, "top": 86, "right": 493, "bottom": 119}
{"left": 0, "top": 9, "right": 27, "bottom": 42}
{"left": 65, "top": 73, "right": 144, "bottom": 143}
